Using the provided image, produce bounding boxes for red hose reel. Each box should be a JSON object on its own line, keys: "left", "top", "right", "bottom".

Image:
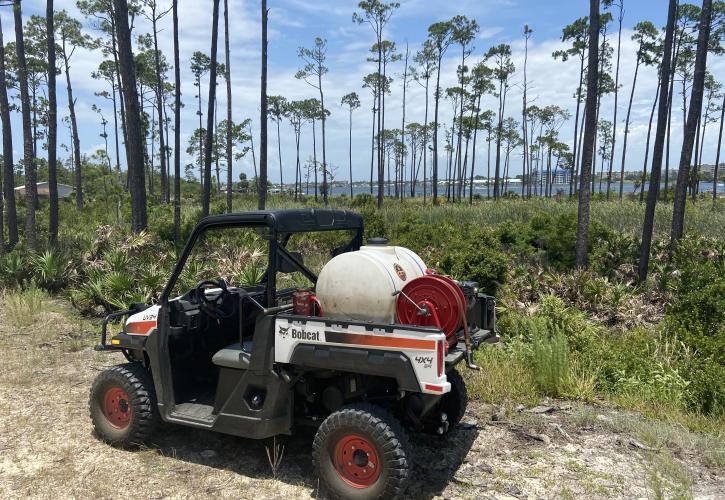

{"left": 395, "top": 273, "right": 466, "bottom": 347}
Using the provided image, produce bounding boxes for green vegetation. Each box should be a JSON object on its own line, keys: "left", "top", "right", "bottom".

{"left": 1, "top": 194, "right": 724, "bottom": 430}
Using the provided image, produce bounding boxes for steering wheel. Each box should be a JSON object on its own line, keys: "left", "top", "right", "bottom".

{"left": 194, "top": 279, "right": 235, "bottom": 320}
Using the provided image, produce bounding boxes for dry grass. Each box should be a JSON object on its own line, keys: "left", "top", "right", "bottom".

{"left": 2, "top": 286, "right": 45, "bottom": 328}
{"left": 466, "top": 343, "right": 539, "bottom": 406}
{"left": 1, "top": 292, "right": 722, "bottom": 499}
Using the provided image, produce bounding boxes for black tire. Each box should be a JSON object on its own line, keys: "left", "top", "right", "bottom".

{"left": 423, "top": 368, "right": 468, "bottom": 434}
{"left": 313, "top": 403, "right": 411, "bottom": 499}
{"left": 440, "top": 368, "right": 468, "bottom": 428}
{"left": 89, "top": 363, "right": 159, "bottom": 447}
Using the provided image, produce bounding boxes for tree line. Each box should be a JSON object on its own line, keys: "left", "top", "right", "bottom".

{"left": 0, "top": 0, "right": 723, "bottom": 282}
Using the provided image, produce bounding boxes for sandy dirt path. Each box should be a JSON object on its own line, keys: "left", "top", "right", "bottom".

{"left": 1, "top": 297, "right": 722, "bottom": 499}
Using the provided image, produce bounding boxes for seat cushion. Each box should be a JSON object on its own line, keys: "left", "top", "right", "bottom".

{"left": 212, "top": 341, "right": 253, "bottom": 370}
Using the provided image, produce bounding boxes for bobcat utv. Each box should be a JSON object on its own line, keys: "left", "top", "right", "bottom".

{"left": 91, "top": 209, "right": 497, "bottom": 499}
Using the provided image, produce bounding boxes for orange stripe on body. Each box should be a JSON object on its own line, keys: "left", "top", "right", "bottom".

{"left": 126, "top": 320, "right": 157, "bottom": 335}
{"left": 326, "top": 331, "right": 436, "bottom": 351}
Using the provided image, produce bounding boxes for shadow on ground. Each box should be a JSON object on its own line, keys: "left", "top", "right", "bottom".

{"left": 129, "top": 419, "right": 478, "bottom": 498}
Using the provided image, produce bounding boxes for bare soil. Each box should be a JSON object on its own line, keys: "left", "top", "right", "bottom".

{"left": 0, "top": 297, "right": 723, "bottom": 499}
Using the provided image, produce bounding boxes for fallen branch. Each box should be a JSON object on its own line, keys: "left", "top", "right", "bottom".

{"left": 550, "top": 422, "right": 573, "bottom": 441}
{"left": 628, "top": 438, "right": 660, "bottom": 452}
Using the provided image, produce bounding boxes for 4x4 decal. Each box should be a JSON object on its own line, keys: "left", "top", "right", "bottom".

{"left": 415, "top": 356, "right": 433, "bottom": 368}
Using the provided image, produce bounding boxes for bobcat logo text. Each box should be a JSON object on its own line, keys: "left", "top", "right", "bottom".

{"left": 278, "top": 325, "right": 320, "bottom": 341}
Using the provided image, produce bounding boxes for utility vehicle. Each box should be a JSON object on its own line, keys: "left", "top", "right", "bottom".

{"left": 90, "top": 208, "right": 497, "bottom": 499}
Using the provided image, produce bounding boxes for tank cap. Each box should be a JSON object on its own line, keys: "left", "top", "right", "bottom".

{"left": 367, "top": 237, "right": 388, "bottom": 246}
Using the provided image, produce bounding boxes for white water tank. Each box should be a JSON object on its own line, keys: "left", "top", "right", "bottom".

{"left": 315, "top": 240, "right": 427, "bottom": 323}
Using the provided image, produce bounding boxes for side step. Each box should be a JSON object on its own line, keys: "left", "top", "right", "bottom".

{"left": 170, "top": 402, "right": 215, "bottom": 424}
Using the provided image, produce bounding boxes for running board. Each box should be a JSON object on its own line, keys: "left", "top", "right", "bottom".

{"left": 169, "top": 402, "right": 215, "bottom": 424}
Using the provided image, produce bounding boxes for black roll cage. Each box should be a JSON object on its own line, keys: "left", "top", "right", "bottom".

{"left": 160, "top": 209, "right": 364, "bottom": 308}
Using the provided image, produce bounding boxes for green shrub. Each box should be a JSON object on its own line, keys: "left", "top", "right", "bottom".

{"left": 359, "top": 206, "right": 388, "bottom": 241}
{"left": 531, "top": 333, "right": 570, "bottom": 397}
{"left": 31, "top": 250, "right": 69, "bottom": 292}
{"left": 351, "top": 192, "right": 376, "bottom": 208}
{"left": 437, "top": 240, "right": 508, "bottom": 295}
{"left": 0, "top": 249, "right": 32, "bottom": 289}
{"left": 589, "top": 231, "right": 640, "bottom": 279}
{"left": 663, "top": 238, "right": 725, "bottom": 414}
{"left": 538, "top": 294, "right": 599, "bottom": 352}
{"left": 527, "top": 212, "right": 614, "bottom": 270}
{"left": 400, "top": 222, "right": 511, "bottom": 295}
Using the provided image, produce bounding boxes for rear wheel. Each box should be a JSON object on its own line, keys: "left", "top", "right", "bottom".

{"left": 424, "top": 368, "right": 468, "bottom": 434}
{"left": 313, "top": 403, "right": 410, "bottom": 499}
{"left": 440, "top": 368, "right": 468, "bottom": 428}
{"left": 89, "top": 363, "right": 158, "bottom": 447}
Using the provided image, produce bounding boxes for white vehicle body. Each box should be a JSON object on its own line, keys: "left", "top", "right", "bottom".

{"left": 274, "top": 316, "right": 450, "bottom": 395}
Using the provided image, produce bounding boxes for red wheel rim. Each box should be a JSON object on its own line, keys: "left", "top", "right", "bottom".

{"left": 333, "top": 434, "right": 381, "bottom": 488}
{"left": 102, "top": 387, "right": 132, "bottom": 429}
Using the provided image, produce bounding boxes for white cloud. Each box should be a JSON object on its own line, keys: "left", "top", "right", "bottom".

{"left": 2, "top": 0, "right": 723, "bottom": 187}
{"left": 479, "top": 26, "right": 504, "bottom": 39}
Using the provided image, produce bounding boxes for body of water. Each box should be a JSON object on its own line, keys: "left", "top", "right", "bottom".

{"left": 279, "top": 180, "right": 725, "bottom": 198}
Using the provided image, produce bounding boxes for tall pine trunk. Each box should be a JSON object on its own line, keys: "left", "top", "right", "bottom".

{"left": 47, "top": 0, "right": 59, "bottom": 245}
{"left": 258, "top": 0, "right": 268, "bottom": 210}
{"left": 432, "top": 54, "right": 442, "bottom": 203}
{"left": 276, "top": 117, "right": 283, "bottom": 188}
{"left": 369, "top": 98, "right": 375, "bottom": 194}
{"left": 0, "top": 17, "right": 17, "bottom": 249}
{"left": 486, "top": 126, "right": 492, "bottom": 198}
{"left": 640, "top": 79, "right": 660, "bottom": 202}
{"left": 319, "top": 73, "right": 328, "bottom": 206}
{"left": 607, "top": 2, "right": 624, "bottom": 200}
{"left": 312, "top": 118, "right": 318, "bottom": 200}
{"left": 639, "top": 0, "right": 677, "bottom": 281}
{"left": 14, "top": 0, "right": 37, "bottom": 250}
{"left": 348, "top": 107, "right": 354, "bottom": 198}
{"left": 620, "top": 53, "right": 641, "bottom": 198}
{"left": 574, "top": 0, "right": 600, "bottom": 268}
{"left": 112, "top": 80, "right": 121, "bottom": 177}
{"left": 114, "top": 0, "right": 147, "bottom": 232}
{"left": 109, "top": 11, "right": 128, "bottom": 179}
{"left": 712, "top": 92, "right": 725, "bottom": 201}
{"left": 173, "top": 0, "right": 181, "bottom": 241}
{"left": 470, "top": 94, "right": 482, "bottom": 204}
{"left": 493, "top": 80, "right": 506, "bottom": 200}
{"left": 60, "top": 38, "right": 83, "bottom": 211}
{"left": 400, "top": 43, "right": 409, "bottom": 202}
{"left": 522, "top": 29, "right": 530, "bottom": 198}
{"left": 422, "top": 77, "right": 429, "bottom": 202}
{"left": 375, "top": 41, "right": 384, "bottom": 208}
{"left": 202, "top": 0, "right": 220, "bottom": 216}
{"left": 664, "top": 34, "right": 681, "bottom": 201}
{"left": 151, "top": 9, "right": 168, "bottom": 204}
{"left": 224, "top": 0, "right": 233, "bottom": 212}
{"left": 671, "top": 0, "right": 712, "bottom": 246}
{"left": 570, "top": 56, "right": 585, "bottom": 197}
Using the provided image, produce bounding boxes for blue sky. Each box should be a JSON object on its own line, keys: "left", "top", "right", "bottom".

{"left": 3, "top": 0, "right": 724, "bottom": 186}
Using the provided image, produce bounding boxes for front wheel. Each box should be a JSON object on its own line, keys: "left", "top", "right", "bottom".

{"left": 313, "top": 403, "right": 411, "bottom": 499}
{"left": 89, "top": 363, "right": 159, "bottom": 447}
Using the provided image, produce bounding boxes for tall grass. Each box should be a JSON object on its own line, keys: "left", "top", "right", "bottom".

{"left": 467, "top": 342, "right": 539, "bottom": 406}
{"left": 379, "top": 198, "right": 725, "bottom": 239}
{"left": 532, "top": 333, "right": 570, "bottom": 397}
{"left": 2, "top": 286, "right": 45, "bottom": 328}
